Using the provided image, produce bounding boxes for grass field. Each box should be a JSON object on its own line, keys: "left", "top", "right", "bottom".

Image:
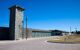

{"left": 47, "top": 35, "right": 80, "bottom": 43}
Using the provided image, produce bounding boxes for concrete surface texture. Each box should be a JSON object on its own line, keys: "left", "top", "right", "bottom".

{"left": 0, "top": 36, "right": 80, "bottom": 50}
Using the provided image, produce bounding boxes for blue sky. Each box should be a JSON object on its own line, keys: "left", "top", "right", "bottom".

{"left": 0, "top": 0, "right": 80, "bottom": 31}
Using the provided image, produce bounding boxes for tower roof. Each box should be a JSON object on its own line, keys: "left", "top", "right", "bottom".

{"left": 9, "top": 5, "right": 25, "bottom": 11}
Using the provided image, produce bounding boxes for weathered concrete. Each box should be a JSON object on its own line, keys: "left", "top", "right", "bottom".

{"left": 9, "top": 5, "right": 25, "bottom": 40}
{"left": 0, "top": 37, "right": 80, "bottom": 50}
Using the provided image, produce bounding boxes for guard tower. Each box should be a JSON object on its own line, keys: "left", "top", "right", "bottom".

{"left": 9, "top": 5, "right": 25, "bottom": 40}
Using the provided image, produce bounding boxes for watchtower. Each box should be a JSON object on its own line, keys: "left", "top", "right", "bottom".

{"left": 9, "top": 5, "right": 25, "bottom": 40}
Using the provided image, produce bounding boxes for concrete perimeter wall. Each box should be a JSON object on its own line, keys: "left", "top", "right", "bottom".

{"left": 0, "top": 27, "right": 9, "bottom": 40}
